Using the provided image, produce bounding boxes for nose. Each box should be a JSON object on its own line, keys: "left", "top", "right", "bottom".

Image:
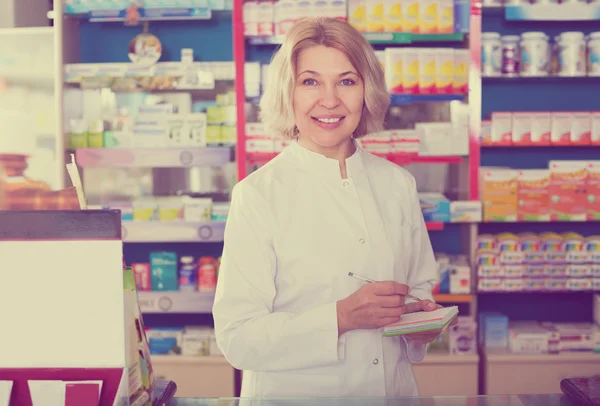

{"left": 319, "top": 84, "right": 340, "bottom": 109}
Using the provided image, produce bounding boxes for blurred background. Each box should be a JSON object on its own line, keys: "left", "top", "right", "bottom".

{"left": 0, "top": 0, "right": 599, "bottom": 399}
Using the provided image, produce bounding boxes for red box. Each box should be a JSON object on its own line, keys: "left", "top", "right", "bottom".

{"left": 132, "top": 263, "right": 151, "bottom": 291}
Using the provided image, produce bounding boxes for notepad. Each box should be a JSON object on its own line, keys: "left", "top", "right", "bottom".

{"left": 383, "top": 306, "right": 459, "bottom": 337}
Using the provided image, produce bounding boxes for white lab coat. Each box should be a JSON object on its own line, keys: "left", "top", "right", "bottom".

{"left": 212, "top": 140, "right": 438, "bottom": 398}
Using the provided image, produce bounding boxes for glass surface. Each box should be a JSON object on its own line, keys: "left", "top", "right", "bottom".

{"left": 168, "top": 395, "right": 575, "bottom": 406}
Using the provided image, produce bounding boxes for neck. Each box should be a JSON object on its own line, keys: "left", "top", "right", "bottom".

{"left": 297, "top": 136, "right": 356, "bottom": 178}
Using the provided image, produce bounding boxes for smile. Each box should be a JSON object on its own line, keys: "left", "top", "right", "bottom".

{"left": 312, "top": 117, "right": 345, "bottom": 124}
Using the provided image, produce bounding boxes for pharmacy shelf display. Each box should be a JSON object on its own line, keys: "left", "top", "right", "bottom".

{"left": 475, "top": 2, "right": 600, "bottom": 396}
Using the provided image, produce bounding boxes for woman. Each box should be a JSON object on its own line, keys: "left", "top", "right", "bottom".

{"left": 213, "top": 17, "right": 454, "bottom": 398}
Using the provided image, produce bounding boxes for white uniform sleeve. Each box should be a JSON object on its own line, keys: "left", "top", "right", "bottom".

{"left": 402, "top": 174, "right": 438, "bottom": 363}
{"left": 212, "top": 182, "right": 343, "bottom": 372}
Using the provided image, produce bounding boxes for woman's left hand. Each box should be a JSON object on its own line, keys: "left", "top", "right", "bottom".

{"left": 402, "top": 300, "right": 458, "bottom": 345}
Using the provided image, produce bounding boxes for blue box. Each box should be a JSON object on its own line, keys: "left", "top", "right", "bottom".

{"left": 454, "top": 0, "right": 470, "bottom": 34}
{"left": 418, "top": 193, "right": 451, "bottom": 223}
{"left": 150, "top": 251, "right": 178, "bottom": 291}
{"left": 479, "top": 312, "right": 509, "bottom": 350}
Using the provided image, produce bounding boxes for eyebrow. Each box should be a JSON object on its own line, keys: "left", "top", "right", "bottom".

{"left": 297, "top": 70, "right": 359, "bottom": 77}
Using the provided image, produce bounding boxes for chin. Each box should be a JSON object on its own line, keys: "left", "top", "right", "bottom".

{"left": 309, "top": 130, "right": 353, "bottom": 148}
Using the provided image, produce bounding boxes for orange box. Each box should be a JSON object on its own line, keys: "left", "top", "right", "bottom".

{"left": 517, "top": 170, "right": 550, "bottom": 222}
{"left": 588, "top": 161, "right": 600, "bottom": 221}
{"left": 482, "top": 170, "right": 518, "bottom": 222}
{"left": 549, "top": 161, "right": 588, "bottom": 222}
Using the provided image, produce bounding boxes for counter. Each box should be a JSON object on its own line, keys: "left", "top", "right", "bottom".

{"left": 166, "top": 395, "right": 576, "bottom": 406}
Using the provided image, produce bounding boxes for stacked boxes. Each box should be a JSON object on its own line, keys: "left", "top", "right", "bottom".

{"left": 476, "top": 232, "right": 600, "bottom": 293}
{"left": 482, "top": 161, "right": 600, "bottom": 222}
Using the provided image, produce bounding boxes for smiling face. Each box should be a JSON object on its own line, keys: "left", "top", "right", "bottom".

{"left": 293, "top": 45, "right": 365, "bottom": 153}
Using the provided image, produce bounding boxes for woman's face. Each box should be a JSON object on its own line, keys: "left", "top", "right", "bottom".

{"left": 293, "top": 45, "right": 364, "bottom": 149}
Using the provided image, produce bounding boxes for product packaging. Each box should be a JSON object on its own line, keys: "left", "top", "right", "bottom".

{"left": 549, "top": 161, "right": 588, "bottom": 221}
{"left": 490, "top": 112, "right": 513, "bottom": 145}
{"left": 482, "top": 169, "right": 518, "bottom": 222}
{"left": 517, "top": 169, "right": 550, "bottom": 222}
{"left": 588, "top": 161, "right": 600, "bottom": 220}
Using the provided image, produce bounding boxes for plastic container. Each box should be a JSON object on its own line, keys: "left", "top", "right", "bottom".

{"left": 501, "top": 35, "right": 521, "bottom": 76}
{"left": 588, "top": 38, "right": 600, "bottom": 76}
{"left": 482, "top": 32, "right": 502, "bottom": 77}
{"left": 520, "top": 32, "right": 550, "bottom": 76}
{"left": 556, "top": 32, "right": 586, "bottom": 77}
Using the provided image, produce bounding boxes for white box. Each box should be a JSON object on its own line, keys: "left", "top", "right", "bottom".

{"left": 551, "top": 112, "right": 573, "bottom": 145}
{"left": 530, "top": 112, "right": 552, "bottom": 145}
{"left": 592, "top": 112, "right": 600, "bottom": 145}
{"left": 511, "top": 112, "right": 532, "bottom": 145}
{"left": 257, "top": 0, "right": 274, "bottom": 36}
{"left": 571, "top": 112, "right": 592, "bottom": 145}
{"left": 491, "top": 112, "right": 512, "bottom": 144}
{"left": 450, "top": 201, "right": 482, "bottom": 223}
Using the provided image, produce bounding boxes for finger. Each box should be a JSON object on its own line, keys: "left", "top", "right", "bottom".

{"left": 404, "top": 302, "right": 422, "bottom": 314}
{"left": 420, "top": 300, "right": 438, "bottom": 311}
{"left": 380, "top": 305, "right": 406, "bottom": 319}
{"left": 377, "top": 294, "right": 405, "bottom": 308}
{"left": 450, "top": 317, "right": 459, "bottom": 326}
{"left": 373, "top": 281, "right": 409, "bottom": 296}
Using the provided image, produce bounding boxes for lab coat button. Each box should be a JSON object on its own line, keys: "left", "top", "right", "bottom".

{"left": 359, "top": 238, "right": 365, "bottom": 244}
{"left": 373, "top": 359, "right": 379, "bottom": 365}
{"left": 342, "top": 181, "right": 350, "bottom": 187}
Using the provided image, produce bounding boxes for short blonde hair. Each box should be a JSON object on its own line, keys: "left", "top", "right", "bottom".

{"left": 259, "top": 17, "right": 390, "bottom": 139}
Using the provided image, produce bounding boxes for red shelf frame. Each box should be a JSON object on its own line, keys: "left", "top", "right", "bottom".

{"left": 426, "top": 222, "right": 445, "bottom": 231}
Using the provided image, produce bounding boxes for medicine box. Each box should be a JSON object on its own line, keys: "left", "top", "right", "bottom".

{"left": 450, "top": 201, "right": 482, "bottom": 223}
{"left": 571, "top": 112, "right": 592, "bottom": 145}
{"left": 490, "top": 112, "right": 512, "bottom": 145}
{"left": 530, "top": 112, "right": 552, "bottom": 145}
{"left": 548, "top": 161, "right": 588, "bottom": 221}
{"left": 150, "top": 251, "right": 178, "bottom": 292}
{"left": 511, "top": 112, "right": 532, "bottom": 145}
{"left": 550, "top": 112, "right": 572, "bottom": 145}
{"left": 517, "top": 169, "right": 550, "bottom": 222}
{"left": 449, "top": 317, "right": 477, "bottom": 355}
{"left": 479, "top": 313, "right": 509, "bottom": 350}
{"left": 418, "top": 193, "right": 450, "bottom": 222}
{"left": 587, "top": 161, "right": 600, "bottom": 221}
{"left": 482, "top": 169, "right": 518, "bottom": 222}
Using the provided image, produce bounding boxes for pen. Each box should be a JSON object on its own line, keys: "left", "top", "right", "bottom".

{"left": 348, "top": 272, "right": 422, "bottom": 302}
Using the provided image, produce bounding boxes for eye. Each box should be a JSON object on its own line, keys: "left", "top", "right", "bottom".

{"left": 340, "top": 78, "right": 356, "bottom": 86}
{"left": 302, "top": 78, "right": 317, "bottom": 85}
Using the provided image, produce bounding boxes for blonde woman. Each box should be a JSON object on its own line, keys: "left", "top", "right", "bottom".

{"left": 213, "top": 17, "right": 455, "bottom": 398}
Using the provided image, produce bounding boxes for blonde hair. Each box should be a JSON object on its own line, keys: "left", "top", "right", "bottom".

{"left": 259, "top": 17, "right": 390, "bottom": 139}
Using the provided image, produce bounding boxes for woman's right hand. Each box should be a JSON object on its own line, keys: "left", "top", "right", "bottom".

{"left": 336, "top": 281, "right": 409, "bottom": 336}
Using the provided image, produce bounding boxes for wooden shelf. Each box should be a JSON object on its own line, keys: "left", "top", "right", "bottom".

{"left": 485, "top": 349, "right": 600, "bottom": 363}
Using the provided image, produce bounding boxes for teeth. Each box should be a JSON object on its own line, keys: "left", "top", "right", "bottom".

{"left": 317, "top": 117, "right": 342, "bottom": 123}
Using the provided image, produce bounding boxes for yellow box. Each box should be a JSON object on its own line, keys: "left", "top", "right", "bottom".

{"left": 482, "top": 170, "right": 519, "bottom": 222}
{"left": 384, "top": 48, "right": 404, "bottom": 93}
{"left": 207, "top": 125, "right": 222, "bottom": 144}
{"left": 348, "top": 0, "right": 367, "bottom": 32}
{"left": 435, "top": 48, "right": 454, "bottom": 94}
{"left": 419, "top": 0, "right": 438, "bottom": 34}
{"left": 437, "top": 0, "right": 454, "bottom": 34}
{"left": 366, "top": 0, "right": 384, "bottom": 32}
{"left": 383, "top": 0, "right": 402, "bottom": 32}
{"left": 403, "top": 0, "right": 419, "bottom": 33}
{"left": 453, "top": 49, "right": 469, "bottom": 94}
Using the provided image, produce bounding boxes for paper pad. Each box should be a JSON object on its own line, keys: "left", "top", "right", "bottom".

{"left": 383, "top": 306, "right": 459, "bottom": 337}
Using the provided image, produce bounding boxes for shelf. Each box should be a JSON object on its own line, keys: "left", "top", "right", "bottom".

{"left": 75, "top": 147, "right": 233, "bottom": 168}
{"left": 483, "top": 76, "right": 600, "bottom": 83}
{"left": 363, "top": 32, "right": 465, "bottom": 44}
{"left": 151, "top": 355, "right": 229, "bottom": 365}
{"left": 64, "top": 7, "right": 214, "bottom": 22}
{"left": 478, "top": 290, "right": 597, "bottom": 295}
{"left": 390, "top": 94, "right": 466, "bottom": 105}
{"left": 485, "top": 349, "right": 600, "bottom": 363}
{"left": 247, "top": 32, "right": 465, "bottom": 46}
{"left": 122, "top": 221, "right": 225, "bottom": 243}
{"left": 482, "top": 144, "right": 600, "bottom": 148}
{"left": 505, "top": 3, "right": 600, "bottom": 21}
{"left": 433, "top": 294, "right": 473, "bottom": 303}
{"left": 421, "top": 352, "right": 479, "bottom": 364}
{"left": 137, "top": 291, "right": 215, "bottom": 314}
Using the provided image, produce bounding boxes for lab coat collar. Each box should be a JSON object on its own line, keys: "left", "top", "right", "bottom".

{"left": 286, "top": 138, "right": 365, "bottom": 181}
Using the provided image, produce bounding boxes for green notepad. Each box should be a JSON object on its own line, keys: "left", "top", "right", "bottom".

{"left": 383, "top": 306, "right": 459, "bottom": 337}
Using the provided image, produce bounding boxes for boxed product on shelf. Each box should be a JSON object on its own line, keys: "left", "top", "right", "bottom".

{"left": 595, "top": 294, "right": 600, "bottom": 326}
{"left": 482, "top": 161, "right": 600, "bottom": 221}
{"left": 419, "top": 193, "right": 450, "bottom": 222}
{"left": 434, "top": 253, "right": 471, "bottom": 294}
{"left": 479, "top": 312, "right": 509, "bottom": 350}
{"left": 146, "top": 326, "right": 223, "bottom": 357}
{"left": 508, "top": 321, "right": 557, "bottom": 355}
{"left": 449, "top": 316, "right": 477, "bottom": 355}
{"left": 481, "top": 169, "right": 518, "bottom": 222}
{"left": 450, "top": 201, "right": 482, "bottom": 223}
{"left": 150, "top": 251, "right": 179, "bottom": 292}
{"left": 484, "top": 111, "right": 600, "bottom": 146}
{"left": 549, "top": 161, "right": 588, "bottom": 222}
{"left": 383, "top": 48, "right": 467, "bottom": 95}
{"left": 131, "top": 253, "right": 221, "bottom": 293}
{"left": 517, "top": 169, "right": 550, "bottom": 222}
{"left": 476, "top": 232, "right": 600, "bottom": 293}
